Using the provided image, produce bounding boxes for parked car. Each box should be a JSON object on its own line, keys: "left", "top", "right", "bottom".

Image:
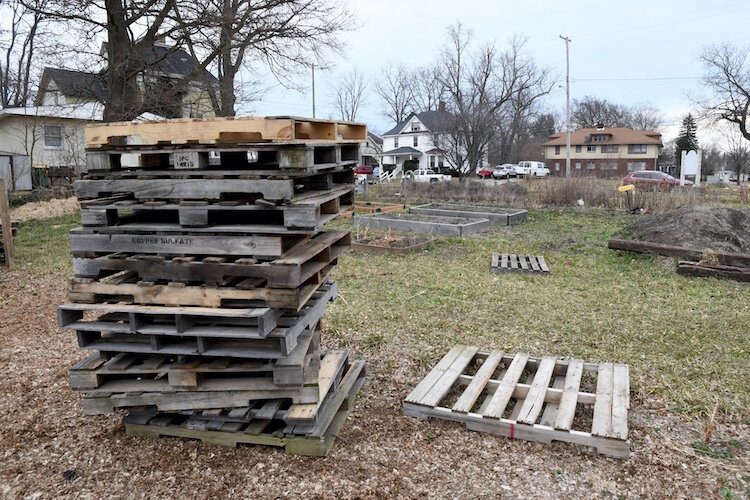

{"left": 623, "top": 170, "right": 693, "bottom": 188}
{"left": 492, "top": 164, "right": 517, "bottom": 179}
{"left": 516, "top": 161, "right": 550, "bottom": 177}
{"left": 354, "top": 165, "right": 374, "bottom": 175}
{"left": 729, "top": 173, "right": 738, "bottom": 183}
{"left": 406, "top": 168, "right": 452, "bottom": 183}
{"left": 476, "top": 167, "right": 494, "bottom": 179}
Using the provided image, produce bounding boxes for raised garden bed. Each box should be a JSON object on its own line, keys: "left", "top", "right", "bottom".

{"left": 409, "top": 203, "right": 527, "bottom": 226}
{"left": 351, "top": 234, "right": 435, "bottom": 255}
{"left": 353, "top": 213, "right": 489, "bottom": 237}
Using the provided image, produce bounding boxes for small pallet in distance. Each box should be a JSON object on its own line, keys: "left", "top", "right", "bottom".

{"left": 491, "top": 253, "right": 549, "bottom": 274}
{"left": 122, "top": 359, "right": 365, "bottom": 456}
{"left": 85, "top": 116, "right": 367, "bottom": 148}
{"left": 403, "top": 346, "right": 630, "bottom": 458}
{"left": 71, "top": 230, "right": 350, "bottom": 288}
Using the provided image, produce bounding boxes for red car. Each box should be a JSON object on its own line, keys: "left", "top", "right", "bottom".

{"left": 476, "top": 167, "right": 494, "bottom": 179}
{"left": 355, "top": 165, "right": 374, "bottom": 175}
{"left": 623, "top": 170, "right": 693, "bottom": 188}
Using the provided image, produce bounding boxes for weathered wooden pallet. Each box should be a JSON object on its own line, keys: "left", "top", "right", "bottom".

{"left": 74, "top": 169, "right": 354, "bottom": 203}
{"left": 67, "top": 264, "right": 331, "bottom": 311}
{"left": 0, "top": 220, "right": 18, "bottom": 264}
{"left": 81, "top": 348, "right": 350, "bottom": 415}
{"left": 85, "top": 116, "right": 367, "bottom": 148}
{"left": 491, "top": 253, "right": 550, "bottom": 274}
{"left": 69, "top": 281, "right": 337, "bottom": 359}
{"left": 122, "top": 359, "right": 365, "bottom": 456}
{"left": 71, "top": 230, "right": 350, "bottom": 288}
{"left": 338, "top": 201, "right": 406, "bottom": 219}
{"left": 403, "top": 346, "right": 630, "bottom": 458}
{"left": 84, "top": 142, "right": 361, "bottom": 174}
{"left": 71, "top": 324, "right": 320, "bottom": 390}
{"left": 79, "top": 185, "right": 354, "bottom": 232}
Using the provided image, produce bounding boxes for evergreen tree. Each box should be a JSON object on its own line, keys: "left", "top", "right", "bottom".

{"left": 674, "top": 114, "right": 699, "bottom": 166}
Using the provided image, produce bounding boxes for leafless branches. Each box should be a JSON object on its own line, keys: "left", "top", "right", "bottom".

{"left": 698, "top": 43, "right": 750, "bottom": 141}
{"left": 571, "top": 96, "right": 663, "bottom": 130}
{"left": 332, "top": 67, "right": 366, "bottom": 121}
{"left": 725, "top": 130, "right": 750, "bottom": 184}
{"left": 373, "top": 63, "right": 414, "bottom": 123}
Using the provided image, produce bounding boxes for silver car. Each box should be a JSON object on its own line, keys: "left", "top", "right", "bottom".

{"left": 492, "top": 164, "right": 517, "bottom": 179}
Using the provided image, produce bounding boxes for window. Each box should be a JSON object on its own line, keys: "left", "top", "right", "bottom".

{"left": 429, "top": 156, "right": 435, "bottom": 168}
{"left": 628, "top": 144, "right": 647, "bottom": 154}
{"left": 554, "top": 162, "right": 560, "bottom": 171}
{"left": 600, "top": 162, "right": 618, "bottom": 170}
{"left": 411, "top": 122, "right": 420, "bottom": 131}
{"left": 44, "top": 125, "right": 62, "bottom": 148}
{"left": 413, "top": 136, "right": 418, "bottom": 147}
{"left": 627, "top": 161, "right": 647, "bottom": 171}
{"left": 554, "top": 145, "right": 561, "bottom": 155}
{"left": 593, "top": 134, "right": 608, "bottom": 142}
{"left": 575, "top": 145, "right": 582, "bottom": 153}
{"left": 601, "top": 145, "right": 619, "bottom": 153}
{"left": 587, "top": 145, "right": 596, "bottom": 153}
{"left": 394, "top": 137, "right": 399, "bottom": 148}
{"left": 438, "top": 156, "right": 445, "bottom": 169}
{"left": 586, "top": 162, "right": 596, "bottom": 170}
{"left": 575, "top": 162, "right": 582, "bottom": 169}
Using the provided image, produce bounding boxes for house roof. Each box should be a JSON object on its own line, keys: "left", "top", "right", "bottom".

{"left": 543, "top": 128, "right": 662, "bottom": 147}
{"left": 382, "top": 146, "right": 422, "bottom": 155}
{"left": 383, "top": 110, "right": 453, "bottom": 136}
{"left": 38, "top": 67, "right": 107, "bottom": 102}
{"left": 367, "top": 131, "right": 383, "bottom": 145}
{"left": 103, "top": 42, "right": 220, "bottom": 85}
{"left": 0, "top": 103, "right": 163, "bottom": 122}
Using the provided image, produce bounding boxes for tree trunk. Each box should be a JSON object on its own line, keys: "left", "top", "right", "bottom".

{"left": 103, "top": 0, "right": 141, "bottom": 122}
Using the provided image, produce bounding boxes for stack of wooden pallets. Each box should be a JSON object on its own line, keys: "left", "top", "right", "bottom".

{"left": 58, "top": 116, "right": 367, "bottom": 456}
{"left": 0, "top": 220, "right": 18, "bottom": 265}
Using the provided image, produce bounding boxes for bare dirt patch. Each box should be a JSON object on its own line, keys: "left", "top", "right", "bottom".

{"left": 620, "top": 206, "right": 750, "bottom": 253}
{"left": 10, "top": 197, "right": 79, "bottom": 222}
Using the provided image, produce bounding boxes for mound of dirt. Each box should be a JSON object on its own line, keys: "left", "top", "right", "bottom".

{"left": 620, "top": 206, "right": 750, "bottom": 253}
{"left": 10, "top": 196, "right": 79, "bottom": 221}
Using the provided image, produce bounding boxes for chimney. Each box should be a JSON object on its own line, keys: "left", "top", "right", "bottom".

{"left": 438, "top": 100, "right": 446, "bottom": 112}
{"left": 595, "top": 122, "right": 605, "bottom": 130}
{"left": 155, "top": 35, "right": 169, "bottom": 46}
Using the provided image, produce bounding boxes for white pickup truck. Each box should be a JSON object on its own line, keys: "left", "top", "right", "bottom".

{"left": 515, "top": 161, "right": 550, "bottom": 178}
{"left": 405, "top": 168, "right": 452, "bottom": 183}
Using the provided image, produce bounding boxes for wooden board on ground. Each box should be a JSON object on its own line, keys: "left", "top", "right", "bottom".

{"left": 71, "top": 230, "right": 350, "bottom": 288}
{"left": 675, "top": 260, "right": 750, "bottom": 282}
{"left": 491, "top": 253, "right": 550, "bottom": 274}
{"left": 403, "top": 346, "right": 630, "bottom": 458}
{"left": 122, "top": 359, "right": 365, "bottom": 456}
{"left": 608, "top": 238, "right": 750, "bottom": 267}
{"left": 85, "top": 116, "right": 366, "bottom": 148}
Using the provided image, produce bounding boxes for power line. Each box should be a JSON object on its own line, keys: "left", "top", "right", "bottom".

{"left": 573, "top": 76, "right": 700, "bottom": 82}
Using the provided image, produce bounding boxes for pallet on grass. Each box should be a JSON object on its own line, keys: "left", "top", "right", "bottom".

{"left": 70, "top": 323, "right": 321, "bottom": 390}
{"left": 79, "top": 185, "right": 354, "bottom": 231}
{"left": 85, "top": 142, "right": 361, "bottom": 174}
{"left": 69, "top": 281, "right": 337, "bottom": 358}
{"left": 123, "top": 359, "right": 365, "bottom": 456}
{"left": 67, "top": 264, "right": 331, "bottom": 311}
{"left": 403, "top": 345, "right": 630, "bottom": 458}
{"left": 82, "top": 349, "right": 351, "bottom": 415}
{"left": 73, "top": 168, "right": 354, "bottom": 203}
{"left": 491, "top": 253, "right": 549, "bottom": 274}
{"left": 71, "top": 230, "right": 350, "bottom": 288}
{"left": 85, "top": 116, "right": 367, "bottom": 148}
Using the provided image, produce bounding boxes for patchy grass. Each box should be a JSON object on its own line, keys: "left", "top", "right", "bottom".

{"left": 328, "top": 208, "right": 750, "bottom": 423}
{"left": 13, "top": 212, "right": 79, "bottom": 272}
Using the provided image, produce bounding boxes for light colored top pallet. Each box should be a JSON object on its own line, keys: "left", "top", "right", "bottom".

{"left": 85, "top": 116, "right": 367, "bottom": 148}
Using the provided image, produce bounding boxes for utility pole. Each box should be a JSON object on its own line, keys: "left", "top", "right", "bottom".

{"left": 311, "top": 64, "right": 316, "bottom": 118}
{"left": 560, "top": 35, "right": 571, "bottom": 178}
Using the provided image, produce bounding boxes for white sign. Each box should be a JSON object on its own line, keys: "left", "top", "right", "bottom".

{"left": 680, "top": 149, "right": 702, "bottom": 186}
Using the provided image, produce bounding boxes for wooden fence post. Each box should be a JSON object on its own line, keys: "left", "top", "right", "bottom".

{"left": 0, "top": 178, "right": 14, "bottom": 268}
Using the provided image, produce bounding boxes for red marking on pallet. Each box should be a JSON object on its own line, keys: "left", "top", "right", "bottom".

{"left": 510, "top": 422, "right": 515, "bottom": 440}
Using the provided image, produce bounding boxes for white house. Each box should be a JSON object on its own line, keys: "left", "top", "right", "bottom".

{"left": 381, "top": 111, "right": 451, "bottom": 171}
{"left": 361, "top": 131, "right": 383, "bottom": 167}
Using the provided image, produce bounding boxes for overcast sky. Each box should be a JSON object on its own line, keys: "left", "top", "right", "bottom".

{"left": 243, "top": 0, "right": 750, "bottom": 144}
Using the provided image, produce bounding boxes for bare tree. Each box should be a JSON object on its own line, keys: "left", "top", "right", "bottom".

{"left": 373, "top": 63, "right": 414, "bottom": 123}
{"left": 629, "top": 102, "right": 664, "bottom": 130}
{"left": 725, "top": 131, "right": 750, "bottom": 185}
{"left": 410, "top": 65, "right": 444, "bottom": 113}
{"left": 571, "top": 96, "right": 630, "bottom": 129}
{"left": 332, "top": 67, "right": 366, "bottom": 121}
{"left": 699, "top": 43, "right": 750, "bottom": 141}
{"left": 432, "top": 25, "right": 552, "bottom": 179}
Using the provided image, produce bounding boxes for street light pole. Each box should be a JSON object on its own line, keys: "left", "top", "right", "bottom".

{"left": 311, "top": 64, "right": 316, "bottom": 118}
{"left": 560, "top": 35, "right": 572, "bottom": 178}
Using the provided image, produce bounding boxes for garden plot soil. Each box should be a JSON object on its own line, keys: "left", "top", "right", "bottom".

{"left": 10, "top": 197, "right": 79, "bottom": 222}
{"left": 620, "top": 206, "right": 750, "bottom": 253}
{"left": 0, "top": 270, "right": 748, "bottom": 498}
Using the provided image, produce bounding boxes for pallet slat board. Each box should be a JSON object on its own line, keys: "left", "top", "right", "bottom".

{"left": 491, "top": 253, "right": 550, "bottom": 274}
{"left": 404, "top": 346, "right": 630, "bottom": 458}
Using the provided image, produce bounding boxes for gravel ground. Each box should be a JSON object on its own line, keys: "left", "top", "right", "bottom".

{"left": 0, "top": 269, "right": 748, "bottom": 498}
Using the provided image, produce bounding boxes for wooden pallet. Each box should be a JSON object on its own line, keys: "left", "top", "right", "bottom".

{"left": 85, "top": 142, "right": 361, "bottom": 174}
{"left": 79, "top": 185, "right": 354, "bottom": 232}
{"left": 72, "top": 230, "right": 350, "bottom": 288}
{"left": 85, "top": 116, "right": 366, "bottom": 148}
{"left": 69, "top": 281, "right": 337, "bottom": 359}
{"left": 491, "top": 253, "right": 550, "bottom": 274}
{"left": 122, "top": 359, "right": 365, "bottom": 456}
{"left": 71, "top": 324, "right": 320, "bottom": 390}
{"left": 403, "top": 346, "right": 630, "bottom": 458}
{"left": 339, "top": 201, "right": 406, "bottom": 219}
{"left": 67, "top": 264, "right": 331, "bottom": 311}
{"left": 74, "top": 169, "right": 354, "bottom": 203}
{"left": 0, "top": 218, "right": 17, "bottom": 266}
{"left": 81, "top": 349, "right": 351, "bottom": 415}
